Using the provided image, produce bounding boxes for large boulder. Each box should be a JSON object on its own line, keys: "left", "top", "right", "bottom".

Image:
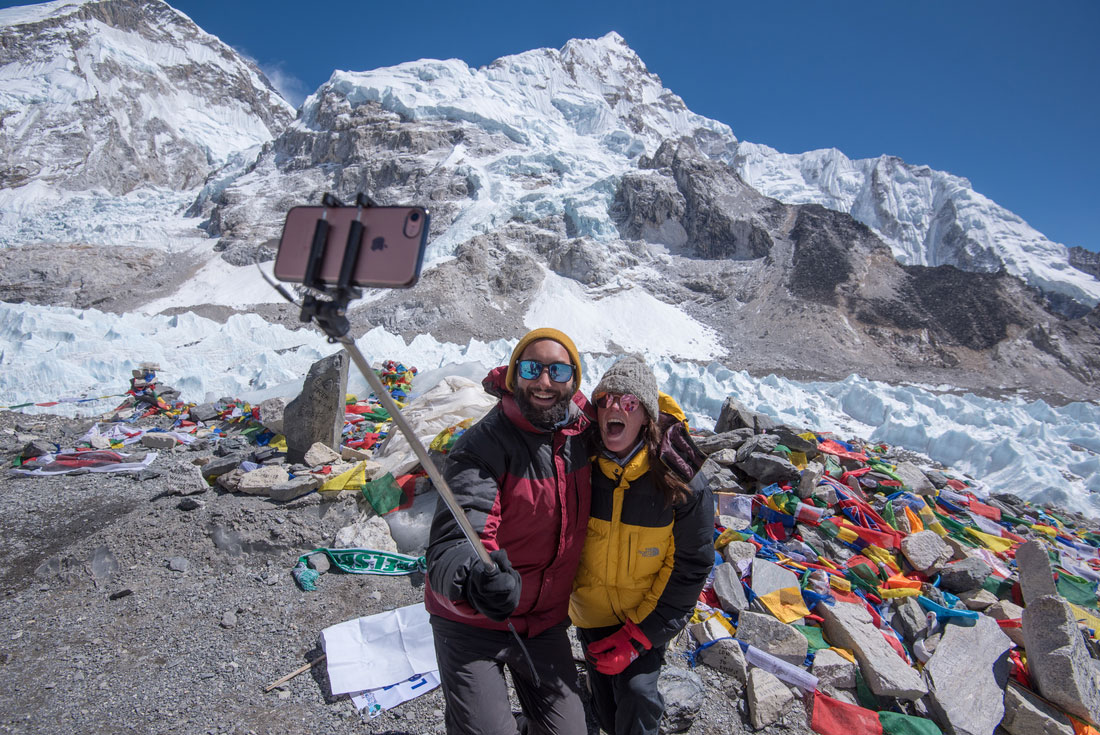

{"left": 734, "top": 610, "right": 807, "bottom": 665}
{"left": 938, "top": 556, "right": 992, "bottom": 593}
{"left": 924, "top": 614, "right": 1013, "bottom": 735}
{"left": 284, "top": 350, "right": 350, "bottom": 465}
{"left": 817, "top": 600, "right": 928, "bottom": 700}
{"left": 1022, "top": 594, "right": 1100, "bottom": 723}
{"left": 1016, "top": 540, "right": 1058, "bottom": 605}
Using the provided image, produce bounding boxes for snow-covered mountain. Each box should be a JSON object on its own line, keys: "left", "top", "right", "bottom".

{"left": 0, "top": 0, "right": 293, "bottom": 247}
{"left": 0, "top": 0, "right": 1098, "bottom": 512}
{"left": 733, "top": 143, "right": 1100, "bottom": 316}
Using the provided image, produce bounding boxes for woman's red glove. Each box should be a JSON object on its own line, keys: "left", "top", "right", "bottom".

{"left": 585, "top": 619, "right": 652, "bottom": 675}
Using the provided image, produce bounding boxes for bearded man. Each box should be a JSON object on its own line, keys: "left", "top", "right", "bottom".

{"left": 425, "top": 328, "right": 594, "bottom": 735}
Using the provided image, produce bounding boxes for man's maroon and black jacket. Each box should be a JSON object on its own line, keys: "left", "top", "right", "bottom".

{"left": 425, "top": 366, "right": 595, "bottom": 637}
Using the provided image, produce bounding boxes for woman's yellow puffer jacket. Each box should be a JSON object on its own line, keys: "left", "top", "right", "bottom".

{"left": 569, "top": 395, "right": 714, "bottom": 646}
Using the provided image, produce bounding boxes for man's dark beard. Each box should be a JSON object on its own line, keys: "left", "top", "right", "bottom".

{"left": 514, "top": 387, "right": 572, "bottom": 429}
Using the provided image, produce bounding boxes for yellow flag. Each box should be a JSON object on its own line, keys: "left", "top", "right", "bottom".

{"left": 321, "top": 461, "right": 367, "bottom": 492}
{"left": 759, "top": 587, "right": 811, "bottom": 624}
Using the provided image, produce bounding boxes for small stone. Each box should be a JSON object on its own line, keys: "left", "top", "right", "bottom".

{"left": 236, "top": 466, "right": 290, "bottom": 495}
{"left": 747, "top": 668, "right": 794, "bottom": 729}
{"left": 698, "top": 638, "right": 747, "bottom": 683}
{"left": 900, "top": 530, "right": 953, "bottom": 574}
{"left": 167, "top": 557, "right": 189, "bottom": 573}
{"left": 220, "top": 611, "right": 237, "bottom": 629}
{"left": 939, "top": 556, "right": 992, "bottom": 593}
{"left": 304, "top": 442, "right": 341, "bottom": 466}
{"left": 721, "top": 541, "right": 756, "bottom": 573}
{"left": 812, "top": 648, "right": 857, "bottom": 691}
{"left": 797, "top": 461, "right": 825, "bottom": 499}
{"left": 657, "top": 667, "right": 704, "bottom": 733}
{"left": 108, "top": 589, "right": 133, "bottom": 601}
{"left": 711, "top": 563, "right": 748, "bottom": 612}
{"left": 189, "top": 403, "right": 220, "bottom": 422}
{"left": 140, "top": 433, "right": 178, "bottom": 450}
{"left": 340, "top": 446, "right": 371, "bottom": 461}
{"left": 957, "top": 588, "right": 999, "bottom": 611}
{"left": 201, "top": 454, "right": 242, "bottom": 481}
{"left": 894, "top": 461, "right": 936, "bottom": 495}
{"left": 735, "top": 452, "right": 799, "bottom": 486}
{"left": 20, "top": 439, "right": 54, "bottom": 459}
{"left": 268, "top": 475, "right": 322, "bottom": 503}
{"left": 177, "top": 498, "right": 203, "bottom": 511}
{"left": 307, "top": 552, "right": 331, "bottom": 574}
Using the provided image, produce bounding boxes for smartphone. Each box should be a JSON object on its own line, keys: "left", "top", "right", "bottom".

{"left": 273, "top": 204, "right": 429, "bottom": 288}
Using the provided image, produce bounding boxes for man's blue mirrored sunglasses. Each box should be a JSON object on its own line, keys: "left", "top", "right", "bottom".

{"left": 516, "top": 360, "right": 575, "bottom": 383}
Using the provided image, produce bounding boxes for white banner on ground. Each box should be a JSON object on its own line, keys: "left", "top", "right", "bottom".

{"left": 320, "top": 602, "right": 437, "bottom": 696}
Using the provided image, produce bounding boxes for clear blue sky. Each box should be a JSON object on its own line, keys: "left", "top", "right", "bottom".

{"left": 11, "top": 0, "right": 1100, "bottom": 251}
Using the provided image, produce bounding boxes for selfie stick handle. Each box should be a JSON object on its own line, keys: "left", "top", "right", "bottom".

{"left": 334, "top": 335, "right": 495, "bottom": 570}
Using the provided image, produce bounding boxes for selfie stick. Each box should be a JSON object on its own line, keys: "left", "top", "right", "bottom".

{"left": 266, "top": 193, "right": 541, "bottom": 686}
{"left": 291, "top": 194, "right": 494, "bottom": 570}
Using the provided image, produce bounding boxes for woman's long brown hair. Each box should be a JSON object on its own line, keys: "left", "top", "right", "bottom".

{"left": 644, "top": 418, "right": 692, "bottom": 507}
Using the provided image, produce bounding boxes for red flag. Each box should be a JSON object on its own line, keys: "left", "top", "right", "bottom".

{"left": 811, "top": 690, "right": 881, "bottom": 735}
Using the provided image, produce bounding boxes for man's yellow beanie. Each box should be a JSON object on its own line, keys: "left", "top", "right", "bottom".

{"left": 504, "top": 328, "right": 582, "bottom": 392}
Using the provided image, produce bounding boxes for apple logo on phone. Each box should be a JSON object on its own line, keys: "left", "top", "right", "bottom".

{"left": 371, "top": 236, "right": 387, "bottom": 251}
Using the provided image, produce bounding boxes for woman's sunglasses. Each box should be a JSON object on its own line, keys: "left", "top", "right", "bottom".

{"left": 594, "top": 393, "right": 641, "bottom": 413}
{"left": 516, "top": 360, "right": 575, "bottom": 383}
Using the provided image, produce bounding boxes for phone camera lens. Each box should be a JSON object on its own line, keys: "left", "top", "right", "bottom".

{"left": 410, "top": 212, "right": 420, "bottom": 222}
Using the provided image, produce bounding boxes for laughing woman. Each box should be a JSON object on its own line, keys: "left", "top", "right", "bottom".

{"left": 570, "top": 355, "right": 714, "bottom": 735}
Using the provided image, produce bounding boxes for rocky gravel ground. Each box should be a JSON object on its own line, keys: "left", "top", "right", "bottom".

{"left": 0, "top": 410, "right": 810, "bottom": 735}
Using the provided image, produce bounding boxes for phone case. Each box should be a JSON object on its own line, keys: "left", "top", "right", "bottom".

{"left": 273, "top": 205, "right": 429, "bottom": 288}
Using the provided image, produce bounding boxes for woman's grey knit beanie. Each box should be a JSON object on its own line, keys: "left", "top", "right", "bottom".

{"left": 593, "top": 354, "right": 659, "bottom": 419}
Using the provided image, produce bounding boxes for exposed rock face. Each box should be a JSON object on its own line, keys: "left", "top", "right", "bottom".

{"left": 0, "top": 244, "right": 200, "bottom": 311}
{"left": 614, "top": 138, "right": 782, "bottom": 260}
{"left": 1069, "top": 246, "right": 1100, "bottom": 280}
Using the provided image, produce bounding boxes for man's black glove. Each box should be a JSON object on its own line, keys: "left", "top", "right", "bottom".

{"left": 465, "top": 549, "right": 522, "bottom": 622}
